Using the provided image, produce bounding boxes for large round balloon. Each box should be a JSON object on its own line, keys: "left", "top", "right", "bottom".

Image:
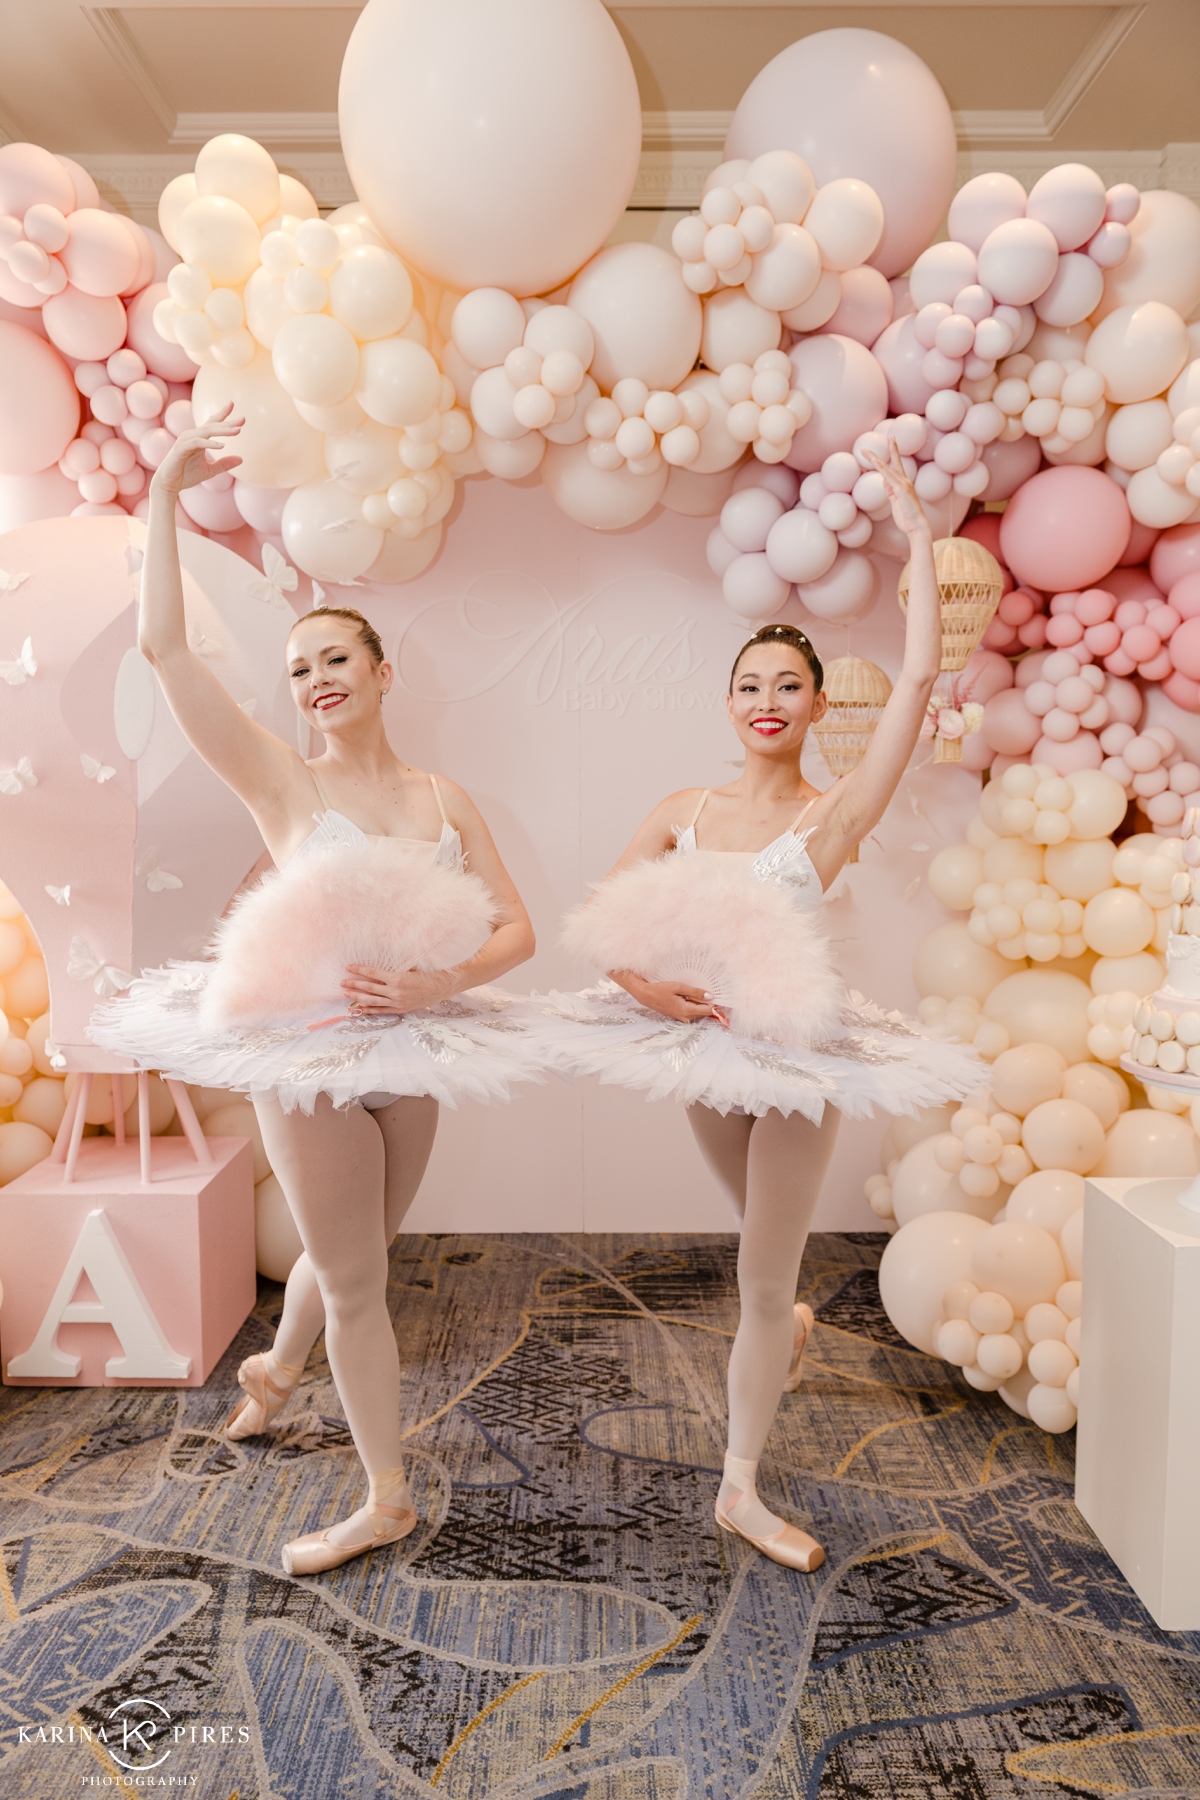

{"left": 338, "top": 0, "right": 641, "bottom": 296}
{"left": 724, "top": 29, "right": 956, "bottom": 279}
{"left": 999, "top": 465, "right": 1131, "bottom": 592}
{"left": 193, "top": 348, "right": 326, "bottom": 490}
{"left": 0, "top": 322, "right": 79, "bottom": 475}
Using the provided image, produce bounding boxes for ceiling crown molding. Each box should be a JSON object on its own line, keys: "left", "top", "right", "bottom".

{"left": 954, "top": 3, "right": 1146, "bottom": 142}
{"left": 170, "top": 112, "right": 343, "bottom": 148}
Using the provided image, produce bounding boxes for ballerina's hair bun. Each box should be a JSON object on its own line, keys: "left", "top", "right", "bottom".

{"left": 290, "top": 605, "right": 385, "bottom": 667}
{"left": 729, "top": 623, "right": 824, "bottom": 694}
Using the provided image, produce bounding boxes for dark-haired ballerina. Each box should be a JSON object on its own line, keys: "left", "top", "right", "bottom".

{"left": 92, "top": 409, "right": 540, "bottom": 1574}
{"left": 528, "top": 447, "right": 979, "bottom": 1571}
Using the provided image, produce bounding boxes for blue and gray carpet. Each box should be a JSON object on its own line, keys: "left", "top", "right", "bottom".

{"left": 0, "top": 1231, "right": 1197, "bottom": 1797}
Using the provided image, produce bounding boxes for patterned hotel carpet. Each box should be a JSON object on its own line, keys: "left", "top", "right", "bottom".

{"left": 0, "top": 1231, "right": 1197, "bottom": 1799}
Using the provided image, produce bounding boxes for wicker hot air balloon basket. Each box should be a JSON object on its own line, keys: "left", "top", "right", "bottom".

{"left": 898, "top": 535, "right": 1004, "bottom": 761}
{"left": 812, "top": 655, "right": 893, "bottom": 862}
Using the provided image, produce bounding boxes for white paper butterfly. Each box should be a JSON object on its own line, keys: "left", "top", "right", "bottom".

{"left": 237, "top": 696, "right": 257, "bottom": 716}
{"left": 0, "top": 570, "right": 30, "bottom": 595}
{"left": 81, "top": 753, "right": 116, "bottom": 784}
{"left": 0, "top": 638, "right": 36, "bottom": 685}
{"left": 248, "top": 543, "right": 298, "bottom": 610}
{"left": 45, "top": 884, "right": 71, "bottom": 906}
{"left": 311, "top": 581, "right": 327, "bottom": 610}
{"left": 137, "top": 848, "right": 183, "bottom": 892}
{"left": 125, "top": 543, "right": 144, "bottom": 576}
{"left": 0, "top": 756, "right": 36, "bottom": 796}
{"left": 68, "top": 936, "right": 132, "bottom": 997}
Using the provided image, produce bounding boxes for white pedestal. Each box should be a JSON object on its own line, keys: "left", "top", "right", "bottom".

{"left": 1076, "top": 1177, "right": 1200, "bottom": 1630}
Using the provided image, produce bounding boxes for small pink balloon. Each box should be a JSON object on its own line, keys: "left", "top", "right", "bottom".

{"left": 816, "top": 264, "right": 893, "bottom": 347}
{"left": 981, "top": 687, "right": 1041, "bottom": 755}
{"left": 1103, "top": 674, "right": 1142, "bottom": 724}
{"left": 0, "top": 143, "right": 76, "bottom": 220}
{"left": 998, "top": 589, "right": 1036, "bottom": 626}
{"left": 124, "top": 282, "right": 196, "bottom": 382}
{"left": 41, "top": 286, "right": 127, "bottom": 361}
{"left": 1121, "top": 623, "right": 1160, "bottom": 663}
{"left": 1000, "top": 465, "right": 1131, "bottom": 592}
{"left": 0, "top": 321, "right": 80, "bottom": 475}
{"left": 954, "top": 647, "right": 1013, "bottom": 704}
{"left": 1151, "top": 521, "right": 1200, "bottom": 593}
{"left": 1170, "top": 572, "right": 1200, "bottom": 620}
{"left": 1075, "top": 587, "right": 1115, "bottom": 625}
{"left": 1084, "top": 621, "right": 1121, "bottom": 656}
{"left": 1164, "top": 670, "right": 1200, "bottom": 711}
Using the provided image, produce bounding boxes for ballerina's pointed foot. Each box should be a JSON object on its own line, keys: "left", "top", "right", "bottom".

{"left": 225, "top": 1352, "right": 303, "bottom": 1440}
{"left": 281, "top": 1469, "right": 417, "bottom": 1575}
{"left": 783, "top": 1301, "right": 815, "bottom": 1394}
{"left": 715, "top": 1497, "right": 824, "bottom": 1572}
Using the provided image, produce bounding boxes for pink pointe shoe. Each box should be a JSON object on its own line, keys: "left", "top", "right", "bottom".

{"left": 281, "top": 1473, "right": 418, "bottom": 1576}
{"left": 783, "top": 1302, "right": 815, "bottom": 1394}
{"left": 225, "top": 1352, "right": 302, "bottom": 1440}
{"left": 715, "top": 1494, "right": 825, "bottom": 1573}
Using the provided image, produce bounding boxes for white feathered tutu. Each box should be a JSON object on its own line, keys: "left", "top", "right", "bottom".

{"left": 521, "top": 826, "right": 981, "bottom": 1124}
{"left": 89, "top": 810, "right": 543, "bottom": 1114}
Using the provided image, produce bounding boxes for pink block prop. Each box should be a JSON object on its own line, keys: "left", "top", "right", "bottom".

{"left": 0, "top": 1135, "right": 255, "bottom": 1387}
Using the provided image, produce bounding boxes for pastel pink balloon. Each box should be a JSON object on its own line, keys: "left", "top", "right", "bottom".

{"left": 0, "top": 464, "right": 80, "bottom": 530}
{"left": 124, "top": 282, "right": 196, "bottom": 381}
{"left": 41, "top": 286, "right": 128, "bottom": 361}
{"left": 1033, "top": 730, "right": 1104, "bottom": 774}
{"left": 1164, "top": 670, "right": 1200, "bottom": 711}
{"left": 784, "top": 333, "right": 888, "bottom": 472}
{"left": 1084, "top": 621, "right": 1121, "bottom": 655}
{"left": 0, "top": 321, "right": 80, "bottom": 475}
{"left": 725, "top": 27, "right": 957, "bottom": 279}
{"left": 1170, "top": 572, "right": 1200, "bottom": 619}
{"left": 1105, "top": 565, "right": 1163, "bottom": 605}
{"left": 60, "top": 209, "right": 141, "bottom": 299}
{"left": 998, "top": 588, "right": 1035, "bottom": 626}
{"left": 977, "top": 218, "right": 1061, "bottom": 306}
{"left": 955, "top": 647, "right": 1014, "bottom": 704}
{"left": 981, "top": 687, "right": 1041, "bottom": 755}
{"left": 0, "top": 142, "right": 76, "bottom": 219}
{"left": 1000, "top": 465, "right": 1131, "bottom": 592}
{"left": 816, "top": 265, "right": 893, "bottom": 347}
{"left": 1104, "top": 676, "right": 1142, "bottom": 724}
{"left": 1121, "top": 623, "right": 1160, "bottom": 663}
{"left": 178, "top": 482, "right": 243, "bottom": 533}
{"left": 869, "top": 314, "right": 936, "bottom": 417}
{"left": 1026, "top": 163, "right": 1108, "bottom": 252}
{"left": 947, "top": 172, "right": 1027, "bottom": 254}
{"left": 55, "top": 155, "right": 100, "bottom": 212}
{"left": 960, "top": 728, "right": 994, "bottom": 772}
{"left": 1120, "top": 519, "right": 1159, "bottom": 565}
{"left": 1151, "top": 521, "right": 1200, "bottom": 594}
{"left": 979, "top": 432, "right": 1042, "bottom": 501}
{"left": 1075, "top": 588, "right": 1115, "bottom": 625}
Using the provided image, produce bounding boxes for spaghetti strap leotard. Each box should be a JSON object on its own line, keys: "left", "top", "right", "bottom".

{"left": 90, "top": 770, "right": 541, "bottom": 1114}
{"left": 523, "top": 790, "right": 980, "bottom": 1123}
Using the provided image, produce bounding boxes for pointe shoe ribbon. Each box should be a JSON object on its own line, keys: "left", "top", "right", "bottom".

{"left": 715, "top": 1496, "right": 825, "bottom": 1572}
{"left": 783, "top": 1302, "right": 814, "bottom": 1394}
{"left": 225, "top": 1353, "right": 301, "bottom": 1441}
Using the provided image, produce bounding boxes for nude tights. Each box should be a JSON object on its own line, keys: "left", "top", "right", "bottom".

{"left": 254, "top": 1093, "right": 438, "bottom": 1546}
{"left": 687, "top": 1103, "right": 840, "bottom": 1537}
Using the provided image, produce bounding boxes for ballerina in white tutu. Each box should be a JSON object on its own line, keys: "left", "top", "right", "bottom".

{"left": 92, "top": 407, "right": 538, "bottom": 1575}
{"left": 529, "top": 444, "right": 979, "bottom": 1573}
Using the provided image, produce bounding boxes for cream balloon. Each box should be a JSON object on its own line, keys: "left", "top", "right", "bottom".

{"left": 700, "top": 288, "right": 782, "bottom": 374}
{"left": 1082, "top": 887, "right": 1154, "bottom": 957}
{"left": 803, "top": 178, "right": 884, "bottom": 272}
{"left": 1085, "top": 302, "right": 1189, "bottom": 406}
{"left": 280, "top": 480, "right": 385, "bottom": 581}
{"left": 451, "top": 288, "right": 527, "bottom": 370}
{"left": 1096, "top": 189, "right": 1200, "bottom": 322}
{"left": 744, "top": 224, "right": 822, "bottom": 314}
{"left": 1062, "top": 1061, "right": 1124, "bottom": 1130}
{"left": 891, "top": 1134, "right": 1006, "bottom": 1228}
{"left": 202, "top": 1100, "right": 271, "bottom": 1183}
{"left": 570, "top": 244, "right": 702, "bottom": 392}
{"left": 323, "top": 419, "right": 403, "bottom": 494}
{"left": 1006, "top": 1167, "right": 1085, "bottom": 1236}
{"left": 675, "top": 371, "right": 746, "bottom": 475}
{"left": 339, "top": 0, "right": 641, "bottom": 295}
{"left": 194, "top": 133, "right": 281, "bottom": 225}
{"left": 272, "top": 313, "right": 360, "bottom": 408}
{"left": 177, "top": 196, "right": 261, "bottom": 289}
{"left": 356, "top": 335, "right": 441, "bottom": 428}
{"left": 1105, "top": 399, "right": 1174, "bottom": 473}
{"left": 912, "top": 921, "right": 1011, "bottom": 1002}
{"left": 368, "top": 521, "right": 443, "bottom": 584}
{"left": 983, "top": 970, "right": 1092, "bottom": 1065}
{"left": 928, "top": 845, "right": 986, "bottom": 911}
{"left": 970, "top": 1219, "right": 1066, "bottom": 1314}
{"left": 193, "top": 348, "right": 325, "bottom": 489}
{"left": 157, "top": 173, "right": 198, "bottom": 255}
{"left": 0, "top": 1120, "right": 52, "bottom": 1185}
{"left": 329, "top": 246, "right": 414, "bottom": 342}
{"left": 243, "top": 268, "right": 290, "bottom": 350}
{"left": 1020, "top": 1097, "right": 1105, "bottom": 1175}
{"left": 988, "top": 1042, "right": 1066, "bottom": 1117}
{"left": 1090, "top": 951, "right": 1163, "bottom": 996}
{"left": 878, "top": 1210, "right": 991, "bottom": 1354}
{"left": 1095, "top": 1108, "right": 1199, "bottom": 1177}
{"left": 541, "top": 438, "right": 668, "bottom": 530}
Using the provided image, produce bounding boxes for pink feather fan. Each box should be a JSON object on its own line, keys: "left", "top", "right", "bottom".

{"left": 562, "top": 853, "right": 843, "bottom": 1048}
{"left": 199, "top": 840, "right": 496, "bottom": 1028}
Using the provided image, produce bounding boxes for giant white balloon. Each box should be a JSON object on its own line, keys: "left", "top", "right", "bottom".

{"left": 339, "top": 0, "right": 641, "bottom": 296}
{"left": 725, "top": 29, "right": 957, "bottom": 279}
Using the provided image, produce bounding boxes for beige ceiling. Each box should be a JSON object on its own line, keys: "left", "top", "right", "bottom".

{"left": 0, "top": 2, "right": 1196, "bottom": 175}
